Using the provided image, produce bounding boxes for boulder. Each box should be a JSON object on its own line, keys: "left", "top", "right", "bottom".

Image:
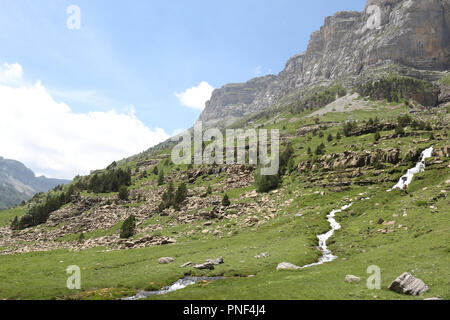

{"left": 193, "top": 262, "right": 215, "bottom": 270}
{"left": 388, "top": 272, "right": 429, "bottom": 296}
{"left": 345, "top": 275, "right": 361, "bottom": 283}
{"left": 206, "top": 257, "right": 224, "bottom": 265}
{"left": 276, "top": 262, "right": 301, "bottom": 270}
{"left": 158, "top": 257, "right": 175, "bottom": 264}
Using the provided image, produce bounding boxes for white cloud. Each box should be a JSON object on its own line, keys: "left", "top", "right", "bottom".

{"left": 0, "top": 62, "right": 23, "bottom": 85}
{"left": 0, "top": 63, "right": 170, "bottom": 179}
{"left": 175, "top": 81, "right": 214, "bottom": 110}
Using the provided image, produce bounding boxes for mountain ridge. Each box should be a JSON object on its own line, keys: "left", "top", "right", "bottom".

{"left": 199, "top": 0, "right": 449, "bottom": 125}
{"left": 0, "top": 156, "right": 70, "bottom": 209}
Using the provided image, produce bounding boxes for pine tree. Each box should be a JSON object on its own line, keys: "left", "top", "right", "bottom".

{"left": 118, "top": 185, "right": 129, "bottom": 200}
{"left": 222, "top": 193, "right": 230, "bottom": 207}
{"left": 157, "top": 169, "right": 165, "bottom": 186}
{"left": 10, "top": 216, "right": 19, "bottom": 230}
{"left": 174, "top": 182, "right": 188, "bottom": 209}
{"left": 374, "top": 131, "right": 381, "bottom": 142}
{"left": 327, "top": 133, "right": 333, "bottom": 142}
{"left": 152, "top": 166, "right": 158, "bottom": 175}
{"left": 120, "top": 215, "right": 136, "bottom": 239}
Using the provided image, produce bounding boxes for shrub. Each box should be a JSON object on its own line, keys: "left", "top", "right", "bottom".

{"left": 120, "top": 215, "right": 136, "bottom": 239}
{"left": 397, "top": 114, "right": 412, "bottom": 127}
{"left": 395, "top": 124, "right": 405, "bottom": 136}
{"left": 315, "top": 143, "right": 326, "bottom": 156}
{"left": 78, "top": 232, "right": 85, "bottom": 243}
{"left": 254, "top": 170, "right": 280, "bottom": 193}
{"left": 327, "top": 133, "right": 333, "bottom": 142}
{"left": 118, "top": 185, "right": 129, "bottom": 201}
{"left": 10, "top": 216, "right": 19, "bottom": 230}
{"left": 157, "top": 170, "right": 165, "bottom": 186}
{"left": 374, "top": 131, "right": 381, "bottom": 142}
{"left": 174, "top": 182, "right": 188, "bottom": 210}
{"left": 343, "top": 122, "right": 357, "bottom": 137}
{"left": 222, "top": 194, "right": 231, "bottom": 207}
{"left": 279, "top": 144, "right": 295, "bottom": 175}
{"left": 152, "top": 166, "right": 158, "bottom": 175}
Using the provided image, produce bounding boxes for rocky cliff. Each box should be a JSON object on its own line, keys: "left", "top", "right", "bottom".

{"left": 200, "top": 0, "right": 450, "bottom": 124}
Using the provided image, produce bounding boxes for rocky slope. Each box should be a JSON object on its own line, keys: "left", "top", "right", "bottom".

{"left": 0, "top": 157, "right": 70, "bottom": 209}
{"left": 200, "top": 0, "right": 450, "bottom": 125}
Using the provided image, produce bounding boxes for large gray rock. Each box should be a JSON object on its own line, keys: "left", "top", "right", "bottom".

{"left": 276, "top": 262, "right": 301, "bottom": 270}
{"left": 345, "top": 275, "right": 361, "bottom": 283}
{"left": 193, "top": 262, "right": 215, "bottom": 270}
{"left": 206, "top": 257, "right": 224, "bottom": 265}
{"left": 199, "top": 0, "right": 449, "bottom": 125}
{"left": 158, "top": 257, "right": 175, "bottom": 264}
{"left": 388, "top": 272, "right": 429, "bottom": 296}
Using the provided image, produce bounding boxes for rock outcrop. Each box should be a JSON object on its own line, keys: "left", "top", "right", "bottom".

{"left": 199, "top": 0, "right": 449, "bottom": 125}
{"left": 388, "top": 272, "right": 429, "bottom": 296}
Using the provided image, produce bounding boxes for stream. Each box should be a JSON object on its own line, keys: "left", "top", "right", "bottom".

{"left": 300, "top": 203, "right": 353, "bottom": 268}
{"left": 300, "top": 146, "right": 433, "bottom": 269}
{"left": 122, "top": 148, "right": 434, "bottom": 297}
{"left": 122, "top": 276, "right": 226, "bottom": 300}
{"left": 388, "top": 146, "right": 434, "bottom": 191}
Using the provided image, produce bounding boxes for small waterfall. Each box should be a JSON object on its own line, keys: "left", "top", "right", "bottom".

{"left": 388, "top": 146, "right": 434, "bottom": 192}
{"left": 301, "top": 203, "right": 353, "bottom": 268}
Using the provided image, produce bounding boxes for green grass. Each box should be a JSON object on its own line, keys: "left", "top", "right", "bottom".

{"left": 0, "top": 206, "right": 26, "bottom": 227}
{"left": 1, "top": 100, "right": 448, "bottom": 300}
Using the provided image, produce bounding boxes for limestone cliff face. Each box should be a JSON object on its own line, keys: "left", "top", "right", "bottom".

{"left": 200, "top": 0, "right": 449, "bottom": 124}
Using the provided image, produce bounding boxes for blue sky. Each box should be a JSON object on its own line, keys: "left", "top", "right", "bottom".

{"left": 0, "top": 0, "right": 367, "bottom": 178}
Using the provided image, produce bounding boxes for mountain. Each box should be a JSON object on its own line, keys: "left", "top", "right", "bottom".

{"left": 200, "top": 0, "right": 449, "bottom": 125}
{"left": 0, "top": 156, "right": 70, "bottom": 209}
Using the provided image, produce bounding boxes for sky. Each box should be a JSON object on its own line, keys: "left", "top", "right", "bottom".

{"left": 0, "top": 0, "right": 367, "bottom": 179}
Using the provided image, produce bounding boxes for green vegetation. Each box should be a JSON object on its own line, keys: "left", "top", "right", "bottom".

{"left": 254, "top": 170, "right": 279, "bottom": 193}
{"left": 118, "top": 186, "right": 129, "bottom": 201}
{"left": 289, "top": 84, "right": 347, "bottom": 114}
{"left": 222, "top": 193, "right": 230, "bottom": 207}
{"left": 0, "top": 87, "right": 448, "bottom": 301}
{"left": 120, "top": 215, "right": 136, "bottom": 239}
{"left": 357, "top": 75, "right": 437, "bottom": 104}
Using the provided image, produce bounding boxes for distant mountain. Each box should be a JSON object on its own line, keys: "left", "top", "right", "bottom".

{"left": 0, "top": 156, "right": 70, "bottom": 209}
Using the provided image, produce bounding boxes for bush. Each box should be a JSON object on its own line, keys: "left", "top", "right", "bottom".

{"left": 222, "top": 194, "right": 230, "bottom": 207}
{"left": 315, "top": 143, "right": 326, "bottom": 156}
{"left": 254, "top": 170, "right": 280, "bottom": 193}
{"left": 10, "top": 216, "right": 19, "bottom": 230}
{"left": 397, "top": 114, "right": 412, "bottom": 127}
{"left": 157, "top": 170, "right": 165, "bottom": 186}
{"left": 118, "top": 185, "right": 129, "bottom": 201}
{"left": 174, "top": 182, "right": 188, "bottom": 210}
{"left": 87, "top": 168, "right": 131, "bottom": 194}
{"left": 152, "top": 166, "right": 158, "bottom": 175}
{"left": 120, "top": 215, "right": 136, "bottom": 239}
{"left": 279, "top": 144, "right": 295, "bottom": 175}
{"left": 374, "top": 131, "right": 381, "bottom": 142}
{"left": 327, "top": 133, "right": 333, "bottom": 142}
{"left": 343, "top": 122, "right": 357, "bottom": 137}
{"left": 395, "top": 124, "right": 405, "bottom": 136}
